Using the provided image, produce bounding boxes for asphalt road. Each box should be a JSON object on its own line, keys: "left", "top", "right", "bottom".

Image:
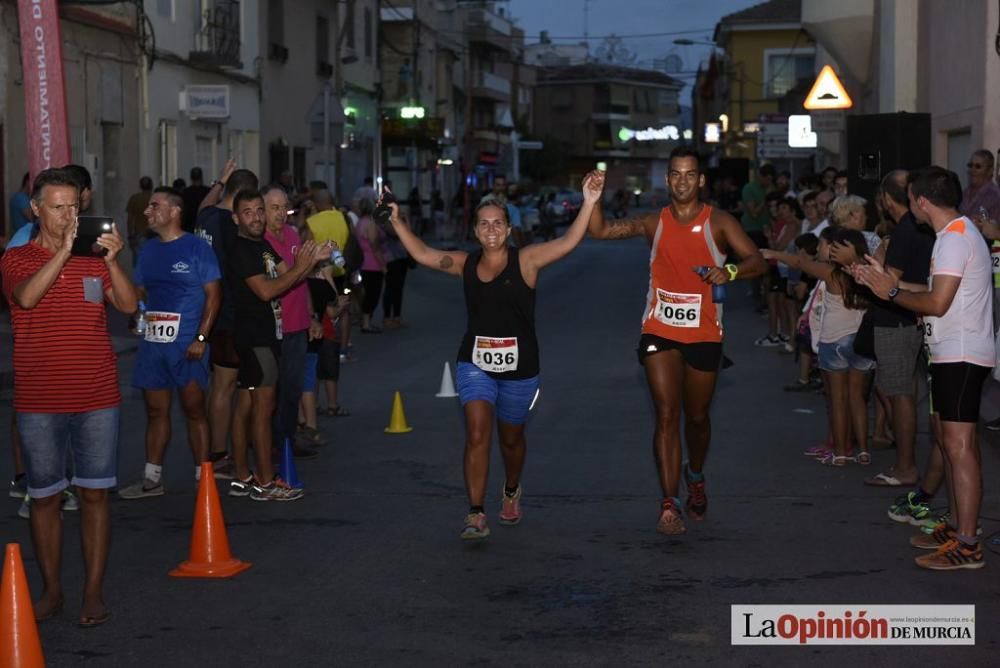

{"left": 2, "top": 236, "right": 999, "bottom": 666}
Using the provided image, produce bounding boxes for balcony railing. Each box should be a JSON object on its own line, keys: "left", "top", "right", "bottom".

{"left": 191, "top": 0, "right": 242, "bottom": 69}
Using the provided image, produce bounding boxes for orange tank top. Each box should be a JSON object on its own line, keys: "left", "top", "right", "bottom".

{"left": 641, "top": 204, "right": 726, "bottom": 343}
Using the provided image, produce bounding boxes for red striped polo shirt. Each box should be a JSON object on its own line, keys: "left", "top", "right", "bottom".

{"left": 1, "top": 243, "right": 121, "bottom": 412}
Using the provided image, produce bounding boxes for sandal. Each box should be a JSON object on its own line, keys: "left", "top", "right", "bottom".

{"left": 324, "top": 405, "right": 351, "bottom": 417}
{"left": 818, "top": 453, "right": 855, "bottom": 467}
{"left": 803, "top": 445, "right": 832, "bottom": 458}
{"left": 856, "top": 451, "right": 872, "bottom": 465}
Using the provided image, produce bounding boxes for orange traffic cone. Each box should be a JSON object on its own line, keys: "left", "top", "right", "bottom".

{"left": 384, "top": 391, "right": 413, "bottom": 433}
{"left": 169, "top": 462, "right": 251, "bottom": 579}
{"left": 0, "top": 543, "right": 45, "bottom": 668}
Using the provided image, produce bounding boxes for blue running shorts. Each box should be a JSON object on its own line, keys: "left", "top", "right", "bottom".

{"left": 132, "top": 340, "right": 210, "bottom": 390}
{"left": 455, "top": 361, "right": 540, "bottom": 425}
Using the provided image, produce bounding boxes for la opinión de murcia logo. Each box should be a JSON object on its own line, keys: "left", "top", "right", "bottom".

{"left": 731, "top": 605, "right": 975, "bottom": 646}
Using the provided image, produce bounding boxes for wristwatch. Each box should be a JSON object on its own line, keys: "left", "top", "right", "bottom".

{"left": 724, "top": 264, "right": 739, "bottom": 282}
{"left": 196, "top": 333, "right": 208, "bottom": 343}
{"left": 887, "top": 287, "right": 900, "bottom": 301}
{"left": 210, "top": 180, "right": 224, "bottom": 189}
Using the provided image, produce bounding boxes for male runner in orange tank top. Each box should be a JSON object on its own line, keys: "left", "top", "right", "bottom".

{"left": 589, "top": 147, "right": 767, "bottom": 535}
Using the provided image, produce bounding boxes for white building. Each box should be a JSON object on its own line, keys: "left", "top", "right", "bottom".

{"left": 141, "top": 0, "right": 261, "bottom": 188}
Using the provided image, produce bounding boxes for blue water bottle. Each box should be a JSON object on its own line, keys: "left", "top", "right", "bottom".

{"left": 694, "top": 266, "right": 726, "bottom": 304}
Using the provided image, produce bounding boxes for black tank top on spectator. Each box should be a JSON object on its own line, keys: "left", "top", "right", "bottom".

{"left": 457, "top": 247, "right": 539, "bottom": 380}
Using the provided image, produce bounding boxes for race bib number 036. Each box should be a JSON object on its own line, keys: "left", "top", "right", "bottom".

{"left": 654, "top": 290, "right": 702, "bottom": 328}
{"left": 145, "top": 311, "right": 181, "bottom": 344}
{"left": 473, "top": 336, "right": 518, "bottom": 373}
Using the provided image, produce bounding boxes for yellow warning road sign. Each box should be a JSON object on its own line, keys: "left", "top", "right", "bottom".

{"left": 803, "top": 65, "right": 853, "bottom": 111}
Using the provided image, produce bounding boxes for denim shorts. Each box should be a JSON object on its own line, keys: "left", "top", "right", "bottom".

{"left": 455, "top": 362, "right": 540, "bottom": 425}
{"left": 817, "top": 333, "right": 877, "bottom": 373}
{"left": 17, "top": 406, "right": 120, "bottom": 498}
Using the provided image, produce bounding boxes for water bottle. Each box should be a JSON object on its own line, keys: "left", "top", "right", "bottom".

{"left": 330, "top": 248, "right": 346, "bottom": 268}
{"left": 134, "top": 300, "right": 147, "bottom": 336}
{"left": 694, "top": 267, "right": 726, "bottom": 304}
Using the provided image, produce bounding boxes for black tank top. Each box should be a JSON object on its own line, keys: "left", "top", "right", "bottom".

{"left": 457, "top": 247, "right": 539, "bottom": 379}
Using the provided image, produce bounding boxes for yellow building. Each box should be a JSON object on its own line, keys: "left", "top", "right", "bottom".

{"left": 711, "top": 0, "right": 815, "bottom": 162}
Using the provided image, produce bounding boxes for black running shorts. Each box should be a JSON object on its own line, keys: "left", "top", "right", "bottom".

{"left": 637, "top": 334, "right": 723, "bottom": 373}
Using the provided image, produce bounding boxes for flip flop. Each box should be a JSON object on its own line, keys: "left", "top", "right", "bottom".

{"left": 78, "top": 610, "right": 110, "bottom": 628}
{"left": 864, "top": 471, "right": 914, "bottom": 487}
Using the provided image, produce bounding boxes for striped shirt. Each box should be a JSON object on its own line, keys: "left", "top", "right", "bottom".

{"left": 1, "top": 243, "right": 121, "bottom": 412}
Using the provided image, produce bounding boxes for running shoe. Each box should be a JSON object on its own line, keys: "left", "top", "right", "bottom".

{"left": 778, "top": 334, "right": 790, "bottom": 343}
{"left": 914, "top": 539, "right": 985, "bottom": 571}
{"left": 684, "top": 467, "right": 707, "bottom": 521}
{"left": 250, "top": 477, "right": 304, "bottom": 502}
{"left": 228, "top": 475, "right": 255, "bottom": 497}
{"left": 919, "top": 510, "right": 951, "bottom": 535}
{"left": 803, "top": 444, "right": 832, "bottom": 458}
{"left": 887, "top": 492, "right": 930, "bottom": 526}
{"left": 212, "top": 455, "right": 236, "bottom": 480}
{"left": 17, "top": 497, "right": 30, "bottom": 520}
{"left": 784, "top": 380, "right": 813, "bottom": 392}
{"left": 754, "top": 335, "right": 781, "bottom": 347}
{"left": 118, "top": 477, "right": 165, "bottom": 500}
{"left": 499, "top": 485, "right": 522, "bottom": 526}
{"left": 8, "top": 477, "right": 27, "bottom": 499}
{"left": 656, "top": 498, "right": 686, "bottom": 535}
{"left": 984, "top": 416, "right": 1000, "bottom": 431}
{"left": 61, "top": 490, "right": 79, "bottom": 511}
{"left": 461, "top": 511, "right": 490, "bottom": 540}
{"left": 911, "top": 523, "right": 956, "bottom": 549}
{"left": 292, "top": 444, "right": 320, "bottom": 460}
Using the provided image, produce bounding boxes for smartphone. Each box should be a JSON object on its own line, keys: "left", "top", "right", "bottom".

{"left": 72, "top": 216, "right": 115, "bottom": 257}
{"left": 596, "top": 161, "right": 608, "bottom": 172}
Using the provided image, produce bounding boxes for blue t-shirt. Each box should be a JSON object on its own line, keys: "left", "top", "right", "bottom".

{"left": 506, "top": 202, "right": 523, "bottom": 230}
{"left": 195, "top": 205, "right": 236, "bottom": 329}
{"left": 134, "top": 233, "right": 221, "bottom": 342}
{"left": 8, "top": 192, "right": 32, "bottom": 234}
{"left": 6, "top": 222, "right": 36, "bottom": 249}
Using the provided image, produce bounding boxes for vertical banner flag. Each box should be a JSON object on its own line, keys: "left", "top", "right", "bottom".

{"left": 17, "top": 0, "right": 71, "bottom": 180}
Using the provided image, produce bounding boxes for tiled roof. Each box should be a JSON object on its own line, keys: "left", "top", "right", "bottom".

{"left": 719, "top": 0, "right": 801, "bottom": 25}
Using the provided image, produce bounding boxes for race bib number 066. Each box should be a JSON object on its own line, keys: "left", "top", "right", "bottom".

{"left": 473, "top": 336, "right": 518, "bottom": 373}
{"left": 654, "top": 290, "right": 702, "bottom": 328}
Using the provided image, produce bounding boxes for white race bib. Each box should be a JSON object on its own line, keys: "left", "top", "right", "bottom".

{"left": 922, "top": 316, "right": 942, "bottom": 346}
{"left": 473, "top": 336, "right": 518, "bottom": 373}
{"left": 654, "top": 290, "right": 702, "bottom": 328}
{"left": 991, "top": 249, "right": 999, "bottom": 275}
{"left": 145, "top": 311, "right": 181, "bottom": 343}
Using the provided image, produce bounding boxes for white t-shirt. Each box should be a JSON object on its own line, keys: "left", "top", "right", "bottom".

{"left": 924, "top": 217, "right": 995, "bottom": 366}
{"left": 811, "top": 219, "right": 830, "bottom": 237}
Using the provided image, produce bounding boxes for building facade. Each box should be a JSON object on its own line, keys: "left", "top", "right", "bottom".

{"left": 141, "top": 0, "right": 261, "bottom": 190}
{"left": 804, "top": 0, "right": 1000, "bottom": 186}
{"left": 533, "top": 63, "right": 683, "bottom": 195}
{"left": 0, "top": 1, "right": 141, "bottom": 231}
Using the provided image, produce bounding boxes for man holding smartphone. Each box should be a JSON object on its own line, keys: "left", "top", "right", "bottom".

{"left": 0, "top": 168, "right": 137, "bottom": 626}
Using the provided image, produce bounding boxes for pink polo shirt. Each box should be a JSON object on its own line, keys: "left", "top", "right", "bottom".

{"left": 264, "top": 224, "right": 311, "bottom": 334}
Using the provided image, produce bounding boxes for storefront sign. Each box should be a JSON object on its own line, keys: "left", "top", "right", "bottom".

{"left": 181, "top": 86, "right": 231, "bottom": 119}
{"left": 618, "top": 125, "right": 681, "bottom": 142}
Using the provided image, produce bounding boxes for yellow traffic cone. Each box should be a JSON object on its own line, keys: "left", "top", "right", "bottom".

{"left": 384, "top": 391, "right": 413, "bottom": 433}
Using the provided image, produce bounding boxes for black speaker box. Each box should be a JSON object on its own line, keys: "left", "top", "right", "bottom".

{"left": 846, "top": 112, "right": 931, "bottom": 219}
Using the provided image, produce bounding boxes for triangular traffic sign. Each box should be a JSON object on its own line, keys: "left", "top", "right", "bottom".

{"left": 803, "top": 65, "right": 853, "bottom": 110}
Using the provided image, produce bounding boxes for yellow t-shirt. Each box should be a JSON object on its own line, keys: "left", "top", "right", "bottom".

{"left": 306, "top": 209, "right": 350, "bottom": 276}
